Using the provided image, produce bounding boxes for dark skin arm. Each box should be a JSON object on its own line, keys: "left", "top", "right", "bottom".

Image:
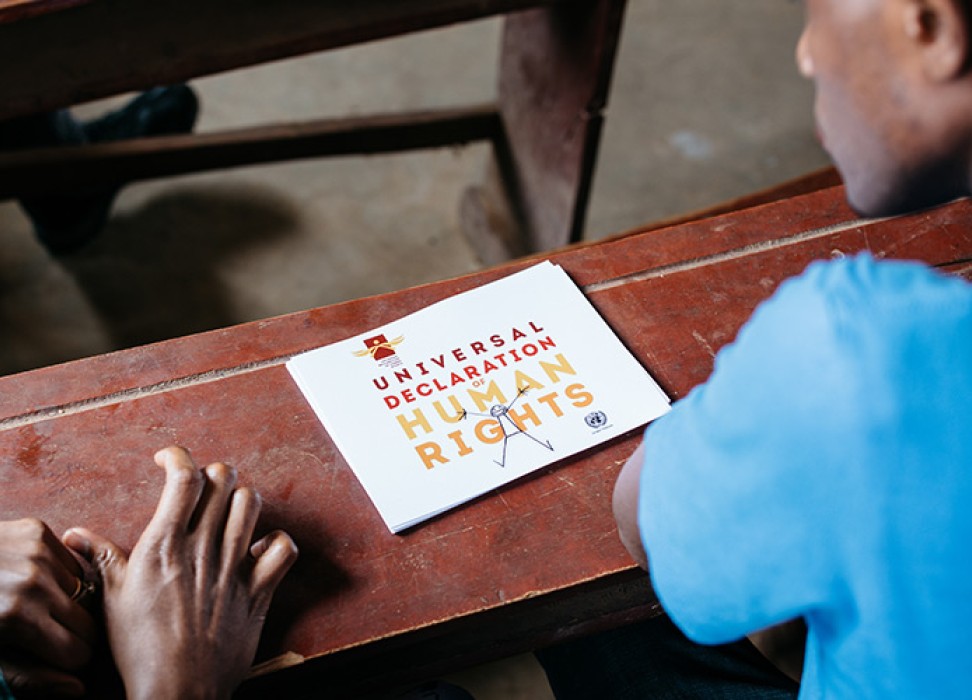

{"left": 64, "top": 446, "right": 299, "bottom": 700}
{"left": 612, "top": 442, "right": 648, "bottom": 570}
{"left": 612, "top": 439, "right": 805, "bottom": 683}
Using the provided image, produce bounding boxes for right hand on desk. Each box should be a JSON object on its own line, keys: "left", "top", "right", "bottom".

{"left": 64, "top": 446, "right": 298, "bottom": 700}
{"left": 0, "top": 518, "right": 97, "bottom": 698}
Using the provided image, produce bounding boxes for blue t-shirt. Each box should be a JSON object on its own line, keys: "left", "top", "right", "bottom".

{"left": 639, "top": 255, "right": 972, "bottom": 699}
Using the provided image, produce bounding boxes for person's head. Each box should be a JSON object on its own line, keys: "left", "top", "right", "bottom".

{"left": 796, "top": 0, "right": 972, "bottom": 216}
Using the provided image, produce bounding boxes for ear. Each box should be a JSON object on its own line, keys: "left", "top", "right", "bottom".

{"left": 900, "top": 0, "right": 970, "bottom": 81}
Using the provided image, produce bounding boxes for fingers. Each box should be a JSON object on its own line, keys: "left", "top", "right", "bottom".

{"left": 149, "top": 448, "right": 240, "bottom": 547}
{"left": 33, "top": 524, "right": 85, "bottom": 595}
{"left": 193, "top": 462, "right": 238, "bottom": 543}
{"left": 2, "top": 520, "right": 83, "bottom": 603}
{"left": 221, "top": 488, "right": 261, "bottom": 570}
{"left": 145, "top": 446, "right": 205, "bottom": 538}
{"left": 0, "top": 655, "right": 85, "bottom": 699}
{"left": 192, "top": 461, "right": 297, "bottom": 617}
{"left": 217, "top": 483, "right": 298, "bottom": 618}
{"left": 0, "top": 520, "right": 97, "bottom": 668}
{"left": 32, "top": 529, "right": 98, "bottom": 647}
{"left": 72, "top": 448, "right": 297, "bottom": 624}
{"left": 0, "top": 601, "right": 93, "bottom": 673}
{"left": 44, "top": 589, "right": 97, "bottom": 662}
{"left": 142, "top": 446, "right": 297, "bottom": 598}
{"left": 249, "top": 532, "right": 298, "bottom": 614}
{"left": 62, "top": 528, "right": 127, "bottom": 592}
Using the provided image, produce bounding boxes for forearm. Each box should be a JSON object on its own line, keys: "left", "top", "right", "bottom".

{"left": 612, "top": 442, "right": 649, "bottom": 570}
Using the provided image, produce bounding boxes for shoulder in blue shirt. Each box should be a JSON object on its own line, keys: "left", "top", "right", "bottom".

{"left": 639, "top": 255, "right": 972, "bottom": 699}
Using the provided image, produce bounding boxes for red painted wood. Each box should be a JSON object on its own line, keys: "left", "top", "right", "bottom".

{"left": 2, "top": 188, "right": 972, "bottom": 696}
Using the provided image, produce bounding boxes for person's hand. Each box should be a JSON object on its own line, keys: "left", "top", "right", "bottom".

{"left": 64, "top": 446, "right": 298, "bottom": 700}
{"left": 0, "top": 518, "right": 97, "bottom": 698}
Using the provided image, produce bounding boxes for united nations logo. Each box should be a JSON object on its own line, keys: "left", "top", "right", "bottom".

{"left": 585, "top": 411, "right": 608, "bottom": 429}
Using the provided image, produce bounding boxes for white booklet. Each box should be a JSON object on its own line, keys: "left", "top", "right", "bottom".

{"left": 287, "top": 261, "right": 670, "bottom": 533}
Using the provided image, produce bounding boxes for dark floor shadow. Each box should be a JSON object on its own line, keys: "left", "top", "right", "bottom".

{"left": 59, "top": 182, "right": 300, "bottom": 351}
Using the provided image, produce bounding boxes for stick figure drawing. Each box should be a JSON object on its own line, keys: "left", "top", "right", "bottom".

{"left": 460, "top": 385, "right": 554, "bottom": 467}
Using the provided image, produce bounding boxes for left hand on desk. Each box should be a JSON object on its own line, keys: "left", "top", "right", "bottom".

{"left": 63, "top": 446, "right": 298, "bottom": 700}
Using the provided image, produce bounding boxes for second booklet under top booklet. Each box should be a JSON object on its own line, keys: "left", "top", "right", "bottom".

{"left": 287, "top": 260, "right": 671, "bottom": 533}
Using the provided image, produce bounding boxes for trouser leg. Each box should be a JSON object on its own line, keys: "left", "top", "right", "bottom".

{"left": 536, "top": 614, "right": 799, "bottom": 700}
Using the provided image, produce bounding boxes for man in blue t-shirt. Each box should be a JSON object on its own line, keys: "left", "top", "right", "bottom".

{"left": 623, "top": 256, "right": 972, "bottom": 698}
{"left": 604, "top": 0, "right": 972, "bottom": 698}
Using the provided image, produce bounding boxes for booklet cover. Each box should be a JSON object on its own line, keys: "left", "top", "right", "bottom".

{"left": 287, "top": 261, "right": 670, "bottom": 533}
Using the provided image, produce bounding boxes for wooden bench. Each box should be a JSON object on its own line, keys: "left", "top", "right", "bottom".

{"left": 0, "top": 0, "right": 626, "bottom": 256}
{"left": 2, "top": 185, "right": 971, "bottom": 697}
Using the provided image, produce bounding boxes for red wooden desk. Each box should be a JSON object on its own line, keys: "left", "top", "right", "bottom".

{"left": 2, "top": 186, "right": 972, "bottom": 697}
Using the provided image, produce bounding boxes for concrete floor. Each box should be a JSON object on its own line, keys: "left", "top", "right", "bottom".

{"left": 0, "top": 1, "right": 829, "bottom": 697}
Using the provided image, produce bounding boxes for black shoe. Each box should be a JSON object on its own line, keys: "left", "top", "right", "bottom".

{"left": 18, "top": 84, "right": 200, "bottom": 255}
{"left": 82, "top": 84, "right": 199, "bottom": 144}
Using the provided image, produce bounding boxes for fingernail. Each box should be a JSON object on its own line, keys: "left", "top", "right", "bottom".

{"left": 275, "top": 535, "right": 299, "bottom": 558}
{"left": 154, "top": 446, "right": 175, "bottom": 467}
{"left": 63, "top": 528, "right": 91, "bottom": 558}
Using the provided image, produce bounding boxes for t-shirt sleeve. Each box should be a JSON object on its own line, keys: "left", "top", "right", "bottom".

{"left": 639, "top": 259, "right": 865, "bottom": 645}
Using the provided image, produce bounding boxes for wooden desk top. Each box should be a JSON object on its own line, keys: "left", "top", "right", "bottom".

{"left": 2, "top": 186, "right": 971, "bottom": 697}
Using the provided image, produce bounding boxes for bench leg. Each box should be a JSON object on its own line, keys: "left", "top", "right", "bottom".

{"left": 462, "top": 0, "right": 627, "bottom": 261}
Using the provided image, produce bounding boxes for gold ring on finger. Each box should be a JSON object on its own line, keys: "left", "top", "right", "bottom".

{"left": 69, "top": 577, "right": 97, "bottom": 603}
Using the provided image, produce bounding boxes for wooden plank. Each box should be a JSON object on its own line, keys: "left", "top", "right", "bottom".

{"left": 0, "top": 105, "right": 501, "bottom": 197}
{"left": 0, "top": 0, "right": 561, "bottom": 121}
{"left": 497, "top": 0, "right": 627, "bottom": 251}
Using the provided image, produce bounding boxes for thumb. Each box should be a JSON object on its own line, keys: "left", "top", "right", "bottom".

{"left": 62, "top": 527, "right": 128, "bottom": 587}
